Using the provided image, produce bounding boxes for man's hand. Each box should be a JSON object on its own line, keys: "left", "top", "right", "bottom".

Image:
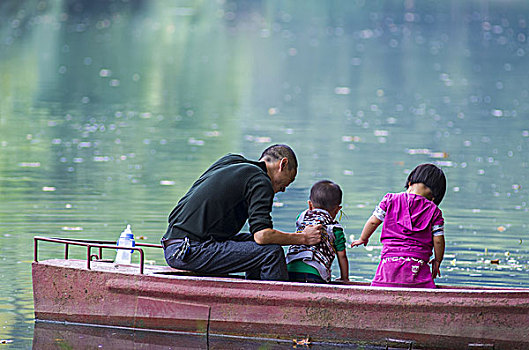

{"left": 301, "top": 224, "right": 322, "bottom": 245}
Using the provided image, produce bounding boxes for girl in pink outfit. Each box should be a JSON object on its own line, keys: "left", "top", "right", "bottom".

{"left": 351, "top": 164, "right": 446, "bottom": 288}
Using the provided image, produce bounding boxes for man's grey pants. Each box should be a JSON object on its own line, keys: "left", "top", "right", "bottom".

{"left": 163, "top": 232, "right": 288, "bottom": 281}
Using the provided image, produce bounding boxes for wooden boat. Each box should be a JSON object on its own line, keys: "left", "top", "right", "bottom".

{"left": 32, "top": 237, "right": 529, "bottom": 349}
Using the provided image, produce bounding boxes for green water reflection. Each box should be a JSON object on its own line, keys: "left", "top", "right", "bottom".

{"left": 1, "top": 0, "right": 529, "bottom": 347}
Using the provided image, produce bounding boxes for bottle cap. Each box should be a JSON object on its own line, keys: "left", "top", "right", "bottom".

{"left": 120, "top": 224, "right": 133, "bottom": 238}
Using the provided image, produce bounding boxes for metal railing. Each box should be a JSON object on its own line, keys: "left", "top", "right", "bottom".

{"left": 34, "top": 236, "right": 162, "bottom": 274}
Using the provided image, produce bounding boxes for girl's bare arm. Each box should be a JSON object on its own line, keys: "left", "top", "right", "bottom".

{"left": 351, "top": 215, "right": 382, "bottom": 247}
{"left": 431, "top": 235, "right": 445, "bottom": 278}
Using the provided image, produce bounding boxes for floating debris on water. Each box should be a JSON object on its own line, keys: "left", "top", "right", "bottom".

{"left": 292, "top": 336, "right": 311, "bottom": 347}
{"left": 429, "top": 152, "right": 449, "bottom": 159}
{"left": 42, "top": 187, "right": 56, "bottom": 192}
{"left": 406, "top": 148, "right": 430, "bottom": 155}
{"left": 497, "top": 226, "right": 506, "bottom": 232}
{"left": 406, "top": 149, "right": 449, "bottom": 160}
{"left": 160, "top": 180, "right": 175, "bottom": 186}
{"left": 99, "top": 69, "right": 112, "bottom": 77}
{"left": 374, "top": 130, "right": 388, "bottom": 137}
{"left": 205, "top": 131, "right": 221, "bottom": 137}
{"left": 62, "top": 226, "right": 83, "bottom": 231}
{"left": 188, "top": 138, "right": 204, "bottom": 146}
{"left": 434, "top": 161, "right": 454, "bottom": 167}
{"left": 268, "top": 107, "right": 279, "bottom": 115}
{"left": 272, "top": 202, "right": 284, "bottom": 208}
{"left": 18, "top": 162, "right": 40, "bottom": 167}
{"left": 245, "top": 135, "right": 272, "bottom": 143}
{"left": 343, "top": 170, "right": 354, "bottom": 176}
{"left": 255, "top": 136, "right": 271, "bottom": 143}
{"left": 334, "top": 86, "right": 351, "bottom": 95}
{"left": 342, "top": 135, "right": 361, "bottom": 142}
{"left": 491, "top": 109, "right": 504, "bottom": 117}
{"left": 490, "top": 259, "right": 500, "bottom": 265}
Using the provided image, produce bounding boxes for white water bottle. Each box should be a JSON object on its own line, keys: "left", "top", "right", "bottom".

{"left": 115, "top": 224, "right": 135, "bottom": 264}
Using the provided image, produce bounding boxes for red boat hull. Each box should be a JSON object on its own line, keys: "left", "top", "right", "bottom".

{"left": 32, "top": 259, "right": 529, "bottom": 349}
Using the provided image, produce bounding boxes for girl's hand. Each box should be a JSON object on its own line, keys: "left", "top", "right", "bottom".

{"left": 350, "top": 238, "right": 368, "bottom": 248}
{"left": 430, "top": 259, "right": 441, "bottom": 279}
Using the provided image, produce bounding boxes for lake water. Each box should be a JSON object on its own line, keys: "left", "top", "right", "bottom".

{"left": 1, "top": 0, "right": 528, "bottom": 348}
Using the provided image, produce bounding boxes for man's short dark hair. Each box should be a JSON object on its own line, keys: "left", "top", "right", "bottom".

{"left": 260, "top": 144, "right": 298, "bottom": 171}
{"left": 310, "top": 180, "right": 342, "bottom": 211}
{"left": 405, "top": 163, "right": 446, "bottom": 205}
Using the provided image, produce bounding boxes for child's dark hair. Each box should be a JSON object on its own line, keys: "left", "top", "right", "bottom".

{"left": 310, "top": 180, "right": 342, "bottom": 211}
{"left": 405, "top": 163, "right": 446, "bottom": 205}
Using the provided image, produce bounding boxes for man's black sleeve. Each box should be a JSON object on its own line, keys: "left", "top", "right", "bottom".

{"left": 245, "top": 174, "right": 274, "bottom": 234}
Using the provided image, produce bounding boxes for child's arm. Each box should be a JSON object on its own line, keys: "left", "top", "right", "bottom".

{"left": 431, "top": 235, "right": 445, "bottom": 278}
{"left": 351, "top": 215, "right": 382, "bottom": 247}
{"left": 336, "top": 250, "right": 349, "bottom": 282}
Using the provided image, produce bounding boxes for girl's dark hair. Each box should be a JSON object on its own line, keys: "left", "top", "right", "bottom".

{"left": 405, "top": 163, "right": 446, "bottom": 205}
{"left": 310, "top": 180, "right": 342, "bottom": 211}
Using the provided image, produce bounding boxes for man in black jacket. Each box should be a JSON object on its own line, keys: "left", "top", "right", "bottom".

{"left": 161, "top": 144, "right": 322, "bottom": 281}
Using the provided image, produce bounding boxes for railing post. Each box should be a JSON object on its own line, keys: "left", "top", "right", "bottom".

{"left": 65, "top": 243, "right": 69, "bottom": 259}
{"left": 34, "top": 238, "right": 38, "bottom": 262}
{"left": 139, "top": 249, "right": 145, "bottom": 274}
{"left": 87, "top": 246, "right": 91, "bottom": 270}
